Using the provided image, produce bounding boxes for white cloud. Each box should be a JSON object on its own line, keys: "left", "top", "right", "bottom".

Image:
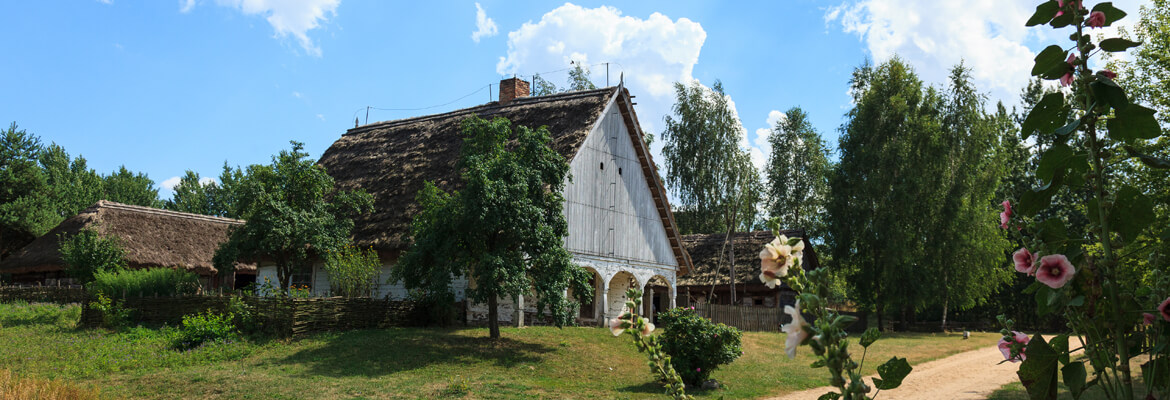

{"left": 316, "top": 113, "right": 325, "bottom": 121}
{"left": 824, "top": 0, "right": 1149, "bottom": 106}
{"left": 97, "top": 0, "right": 112, "bottom": 4}
{"left": 199, "top": 177, "right": 217, "bottom": 186}
{"left": 292, "top": 91, "right": 302, "bottom": 98}
{"left": 471, "top": 2, "right": 498, "bottom": 43}
{"left": 190, "top": 0, "right": 340, "bottom": 57}
{"left": 496, "top": 3, "right": 707, "bottom": 191}
{"left": 161, "top": 176, "right": 182, "bottom": 190}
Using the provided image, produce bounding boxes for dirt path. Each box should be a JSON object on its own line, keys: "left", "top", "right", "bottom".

{"left": 766, "top": 343, "right": 1023, "bottom": 400}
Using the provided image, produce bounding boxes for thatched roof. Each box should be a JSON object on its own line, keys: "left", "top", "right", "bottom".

{"left": 677, "top": 230, "right": 819, "bottom": 287}
{"left": 319, "top": 86, "right": 692, "bottom": 273}
{"left": 0, "top": 201, "right": 254, "bottom": 276}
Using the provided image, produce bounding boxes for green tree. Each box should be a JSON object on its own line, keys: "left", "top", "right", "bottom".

{"left": 211, "top": 162, "right": 247, "bottom": 219}
{"left": 213, "top": 141, "right": 373, "bottom": 291}
{"left": 39, "top": 143, "right": 103, "bottom": 222}
{"left": 567, "top": 63, "right": 597, "bottom": 91}
{"left": 166, "top": 170, "right": 215, "bottom": 215}
{"left": 530, "top": 73, "right": 560, "bottom": 97}
{"left": 102, "top": 166, "right": 161, "bottom": 208}
{"left": 394, "top": 116, "right": 592, "bottom": 339}
{"left": 59, "top": 228, "right": 126, "bottom": 284}
{"left": 322, "top": 242, "right": 381, "bottom": 298}
{"left": 0, "top": 123, "right": 54, "bottom": 259}
{"left": 764, "top": 107, "right": 832, "bottom": 238}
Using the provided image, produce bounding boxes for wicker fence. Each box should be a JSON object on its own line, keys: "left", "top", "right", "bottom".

{"left": 693, "top": 303, "right": 868, "bottom": 333}
{"left": 0, "top": 285, "right": 88, "bottom": 304}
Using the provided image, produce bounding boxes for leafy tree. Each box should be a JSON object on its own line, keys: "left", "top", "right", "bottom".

{"left": 39, "top": 143, "right": 102, "bottom": 222}
{"left": 764, "top": 107, "right": 832, "bottom": 238}
{"left": 828, "top": 60, "right": 1009, "bottom": 329}
{"left": 530, "top": 73, "right": 560, "bottom": 97}
{"left": 211, "top": 162, "right": 247, "bottom": 219}
{"left": 322, "top": 242, "right": 381, "bottom": 298}
{"left": 0, "top": 123, "right": 53, "bottom": 259}
{"left": 662, "top": 80, "right": 760, "bottom": 303}
{"left": 213, "top": 141, "right": 373, "bottom": 291}
{"left": 394, "top": 116, "right": 593, "bottom": 339}
{"left": 102, "top": 166, "right": 161, "bottom": 208}
{"left": 567, "top": 63, "right": 597, "bottom": 91}
{"left": 59, "top": 228, "right": 126, "bottom": 284}
{"left": 166, "top": 170, "right": 215, "bottom": 215}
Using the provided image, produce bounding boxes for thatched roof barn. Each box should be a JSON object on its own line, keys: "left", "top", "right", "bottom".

{"left": 678, "top": 230, "right": 818, "bottom": 306}
{"left": 0, "top": 201, "right": 254, "bottom": 282}
{"left": 319, "top": 84, "right": 692, "bottom": 272}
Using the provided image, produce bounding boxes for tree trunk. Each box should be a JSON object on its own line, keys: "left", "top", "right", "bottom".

{"left": 941, "top": 272, "right": 949, "bottom": 332}
{"left": 488, "top": 295, "right": 500, "bottom": 339}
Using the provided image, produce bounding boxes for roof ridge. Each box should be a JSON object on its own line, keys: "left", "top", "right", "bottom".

{"left": 93, "top": 200, "right": 245, "bottom": 225}
{"left": 345, "top": 87, "right": 618, "bottom": 136}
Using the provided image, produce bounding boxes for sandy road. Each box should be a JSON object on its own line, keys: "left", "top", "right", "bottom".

{"left": 765, "top": 343, "right": 1025, "bottom": 400}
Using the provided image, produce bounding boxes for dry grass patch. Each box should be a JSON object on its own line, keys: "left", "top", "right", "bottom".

{"left": 0, "top": 369, "right": 100, "bottom": 400}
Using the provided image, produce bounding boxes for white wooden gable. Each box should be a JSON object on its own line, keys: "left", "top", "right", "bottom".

{"left": 563, "top": 95, "right": 678, "bottom": 268}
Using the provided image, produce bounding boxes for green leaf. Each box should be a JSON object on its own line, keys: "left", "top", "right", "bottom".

{"left": 1109, "top": 186, "right": 1155, "bottom": 242}
{"left": 860, "top": 327, "right": 881, "bottom": 348}
{"left": 817, "top": 392, "right": 841, "bottom": 400}
{"left": 1037, "top": 143, "right": 1074, "bottom": 184}
{"left": 1018, "top": 175, "right": 1062, "bottom": 217}
{"left": 1090, "top": 78, "right": 1128, "bottom": 111}
{"left": 811, "top": 359, "right": 827, "bottom": 368}
{"left": 832, "top": 314, "right": 859, "bottom": 329}
{"left": 1067, "top": 296, "right": 1085, "bottom": 307}
{"left": 1022, "top": 93, "right": 1068, "bottom": 139}
{"left": 1107, "top": 104, "right": 1161, "bottom": 141}
{"left": 1091, "top": 2, "right": 1127, "bottom": 26}
{"left": 1050, "top": 11, "right": 1075, "bottom": 28}
{"left": 1062, "top": 362, "right": 1088, "bottom": 399}
{"left": 1053, "top": 119, "right": 1081, "bottom": 137}
{"left": 1036, "top": 287, "right": 1055, "bottom": 316}
{"left": 1123, "top": 145, "right": 1170, "bottom": 169}
{"left": 1017, "top": 335, "right": 1060, "bottom": 400}
{"left": 1141, "top": 359, "right": 1169, "bottom": 390}
{"left": 1031, "top": 45, "right": 1070, "bottom": 79}
{"left": 1099, "top": 38, "right": 1141, "bottom": 52}
{"left": 873, "top": 357, "right": 912, "bottom": 390}
{"left": 1027, "top": 1, "right": 1060, "bottom": 26}
{"left": 1037, "top": 219, "right": 1069, "bottom": 248}
{"left": 1050, "top": 334, "right": 1070, "bottom": 365}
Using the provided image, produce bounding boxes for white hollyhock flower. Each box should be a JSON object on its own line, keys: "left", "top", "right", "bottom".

{"left": 781, "top": 300, "right": 810, "bottom": 359}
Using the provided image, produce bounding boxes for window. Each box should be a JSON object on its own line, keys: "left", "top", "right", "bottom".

{"left": 600, "top": 162, "right": 605, "bottom": 170}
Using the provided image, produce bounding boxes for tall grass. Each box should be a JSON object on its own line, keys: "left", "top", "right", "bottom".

{"left": 89, "top": 267, "right": 201, "bottom": 298}
{"left": 0, "top": 369, "right": 100, "bottom": 400}
{"left": 0, "top": 300, "right": 81, "bottom": 329}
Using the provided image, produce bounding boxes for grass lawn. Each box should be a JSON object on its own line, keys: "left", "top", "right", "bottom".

{"left": 987, "top": 381, "right": 1151, "bottom": 400}
{"left": 1, "top": 302, "right": 1001, "bottom": 399}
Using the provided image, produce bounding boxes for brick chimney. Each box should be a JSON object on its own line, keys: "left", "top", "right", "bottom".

{"left": 498, "top": 77, "right": 530, "bottom": 104}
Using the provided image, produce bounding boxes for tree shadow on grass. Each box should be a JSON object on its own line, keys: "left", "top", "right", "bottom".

{"left": 271, "top": 327, "right": 554, "bottom": 378}
{"left": 616, "top": 381, "right": 665, "bottom": 395}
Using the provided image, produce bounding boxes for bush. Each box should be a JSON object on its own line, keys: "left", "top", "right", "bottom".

{"left": 89, "top": 267, "right": 201, "bottom": 298}
{"left": 59, "top": 228, "right": 126, "bottom": 284}
{"left": 657, "top": 307, "right": 743, "bottom": 387}
{"left": 89, "top": 293, "right": 132, "bottom": 330}
{"left": 323, "top": 243, "right": 382, "bottom": 298}
{"left": 171, "top": 310, "right": 236, "bottom": 350}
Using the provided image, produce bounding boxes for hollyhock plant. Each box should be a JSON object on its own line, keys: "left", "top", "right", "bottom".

{"left": 1161, "top": 297, "right": 1170, "bottom": 322}
{"left": 1100, "top": 69, "right": 1117, "bottom": 79}
{"left": 1001, "top": 201, "right": 1013, "bottom": 229}
{"left": 1035, "top": 255, "right": 1075, "bottom": 288}
{"left": 781, "top": 300, "right": 810, "bottom": 359}
{"left": 1144, "top": 313, "right": 1157, "bottom": 326}
{"left": 1087, "top": 11, "right": 1106, "bottom": 27}
{"left": 998, "top": 331, "right": 1031, "bottom": 363}
{"left": 759, "top": 235, "right": 804, "bottom": 288}
{"left": 1013, "top": 248, "right": 1035, "bottom": 274}
{"left": 606, "top": 289, "right": 690, "bottom": 399}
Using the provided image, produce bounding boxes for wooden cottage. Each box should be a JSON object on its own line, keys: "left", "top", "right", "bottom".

{"left": 678, "top": 230, "right": 819, "bottom": 308}
{"left": 268, "top": 78, "right": 693, "bottom": 325}
{"left": 0, "top": 200, "right": 256, "bottom": 288}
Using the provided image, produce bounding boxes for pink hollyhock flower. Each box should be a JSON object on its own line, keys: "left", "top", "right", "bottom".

{"left": 1101, "top": 69, "right": 1118, "bottom": 79}
{"left": 998, "top": 331, "right": 1031, "bottom": 363}
{"left": 1143, "top": 313, "right": 1156, "bottom": 326}
{"left": 1036, "top": 254, "right": 1076, "bottom": 288}
{"left": 1060, "top": 73, "right": 1075, "bottom": 86}
{"left": 1000, "top": 201, "right": 1012, "bottom": 229}
{"left": 609, "top": 317, "right": 628, "bottom": 336}
{"left": 639, "top": 318, "right": 655, "bottom": 336}
{"left": 1160, "top": 297, "right": 1170, "bottom": 322}
{"left": 782, "top": 300, "right": 810, "bottom": 359}
{"left": 1013, "top": 248, "right": 1035, "bottom": 274}
{"left": 1087, "top": 11, "right": 1106, "bottom": 27}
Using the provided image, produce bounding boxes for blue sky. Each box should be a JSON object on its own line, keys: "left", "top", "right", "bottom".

{"left": 0, "top": 0, "right": 1148, "bottom": 199}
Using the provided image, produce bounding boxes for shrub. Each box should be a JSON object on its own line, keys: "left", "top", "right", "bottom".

{"left": 0, "top": 368, "right": 100, "bottom": 400}
{"left": 322, "top": 243, "right": 381, "bottom": 298}
{"left": 59, "top": 228, "right": 126, "bottom": 284}
{"left": 89, "top": 267, "right": 201, "bottom": 298}
{"left": 171, "top": 310, "right": 236, "bottom": 350}
{"left": 657, "top": 307, "right": 743, "bottom": 387}
{"left": 89, "top": 293, "right": 132, "bottom": 330}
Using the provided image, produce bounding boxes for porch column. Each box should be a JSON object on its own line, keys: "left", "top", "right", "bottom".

{"left": 598, "top": 279, "right": 609, "bottom": 326}
{"left": 642, "top": 283, "right": 652, "bottom": 317}
{"left": 515, "top": 294, "right": 525, "bottom": 328}
{"left": 669, "top": 284, "right": 677, "bottom": 309}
